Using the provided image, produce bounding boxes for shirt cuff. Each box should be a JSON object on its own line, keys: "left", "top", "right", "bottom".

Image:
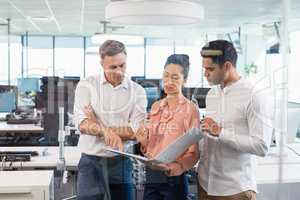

{"left": 130, "top": 122, "right": 141, "bottom": 133}
{"left": 218, "top": 127, "right": 235, "bottom": 143}
{"left": 74, "top": 115, "right": 87, "bottom": 130}
{"left": 168, "top": 161, "right": 185, "bottom": 174}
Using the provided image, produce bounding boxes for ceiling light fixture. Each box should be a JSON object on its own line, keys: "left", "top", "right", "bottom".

{"left": 91, "top": 21, "right": 143, "bottom": 45}
{"left": 28, "top": 16, "right": 54, "bottom": 22}
{"left": 105, "top": 0, "right": 204, "bottom": 26}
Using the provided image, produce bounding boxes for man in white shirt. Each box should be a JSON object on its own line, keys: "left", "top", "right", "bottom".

{"left": 74, "top": 40, "right": 147, "bottom": 200}
{"left": 197, "top": 40, "right": 273, "bottom": 200}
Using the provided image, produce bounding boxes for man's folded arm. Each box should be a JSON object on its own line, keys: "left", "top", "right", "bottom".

{"left": 218, "top": 95, "right": 274, "bottom": 157}
{"left": 73, "top": 81, "right": 105, "bottom": 137}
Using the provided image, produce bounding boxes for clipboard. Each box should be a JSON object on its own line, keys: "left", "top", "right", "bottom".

{"left": 105, "top": 127, "right": 203, "bottom": 165}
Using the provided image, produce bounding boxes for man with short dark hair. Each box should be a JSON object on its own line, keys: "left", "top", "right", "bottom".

{"left": 197, "top": 40, "right": 273, "bottom": 200}
{"left": 74, "top": 40, "right": 147, "bottom": 200}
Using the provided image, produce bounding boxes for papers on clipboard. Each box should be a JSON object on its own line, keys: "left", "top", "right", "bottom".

{"left": 104, "top": 127, "right": 203, "bottom": 165}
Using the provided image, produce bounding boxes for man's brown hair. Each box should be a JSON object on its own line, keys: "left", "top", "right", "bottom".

{"left": 99, "top": 40, "right": 127, "bottom": 59}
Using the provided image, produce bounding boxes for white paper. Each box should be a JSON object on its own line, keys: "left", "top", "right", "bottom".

{"left": 104, "top": 127, "right": 203, "bottom": 165}
{"left": 154, "top": 127, "right": 203, "bottom": 163}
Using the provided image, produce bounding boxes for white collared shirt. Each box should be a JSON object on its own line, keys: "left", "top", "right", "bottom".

{"left": 73, "top": 73, "right": 147, "bottom": 157}
{"left": 197, "top": 78, "right": 274, "bottom": 196}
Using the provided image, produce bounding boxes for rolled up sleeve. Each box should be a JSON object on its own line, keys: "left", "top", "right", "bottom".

{"left": 129, "top": 86, "right": 147, "bottom": 133}
{"left": 73, "top": 81, "right": 91, "bottom": 130}
{"left": 219, "top": 94, "right": 274, "bottom": 157}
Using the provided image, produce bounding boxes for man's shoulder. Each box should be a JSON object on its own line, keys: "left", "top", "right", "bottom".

{"left": 77, "top": 75, "right": 99, "bottom": 86}
{"left": 83, "top": 75, "right": 99, "bottom": 83}
{"left": 206, "top": 86, "right": 217, "bottom": 97}
{"left": 74, "top": 76, "right": 100, "bottom": 94}
{"left": 239, "top": 79, "right": 273, "bottom": 100}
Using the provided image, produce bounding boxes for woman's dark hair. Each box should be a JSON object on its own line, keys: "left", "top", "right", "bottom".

{"left": 164, "top": 54, "right": 190, "bottom": 80}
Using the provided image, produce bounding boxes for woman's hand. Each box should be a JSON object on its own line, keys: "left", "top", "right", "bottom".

{"left": 165, "top": 161, "right": 184, "bottom": 176}
{"left": 148, "top": 161, "right": 183, "bottom": 176}
{"left": 149, "top": 163, "right": 170, "bottom": 172}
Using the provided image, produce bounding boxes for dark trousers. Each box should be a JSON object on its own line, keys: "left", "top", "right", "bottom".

{"left": 77, "top": 153, "right": 134, "bottom": 200}
{"left": 143, "top": 167, "right": 188, "bottom": 200}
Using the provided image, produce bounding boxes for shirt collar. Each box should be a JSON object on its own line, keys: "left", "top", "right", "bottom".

{"left": 159, "top": 95, "right": 187, "bottom": 109}
{"left": 150, "top": 95, "right": 188, "bottom": 117}
{"left": 219, "top": 77, "right": 243, "bottom": 94}
{"left": 100, "top": 73, "right": 129, "bottom": 90}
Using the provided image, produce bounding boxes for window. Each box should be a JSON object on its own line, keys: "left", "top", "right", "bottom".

{"left": 55, "top": 37, "right": 84, "bottom": 78}
{"left": 27, "top": 36, "right": 53, "bottom": 77}
{"left": 145, "top": 39, "right": 174, "bottom": 79}
{"left": 175, "top": 40, "right": 208, "bottom": 87}
{"left": 126, "top": 44, "right": 145, "bottom": 77}
{"left": 0, "top": 36, "right": 22, "bottom": 85}
{"left": 85, "top": 37, "right": 145, "bottom": 78}
{"left": 289, "top": 31, "right": 300, "bottom": 103}
{"left": 0, "top": 36, "right": 9, "bottom": 85}
{"left": 85, "top": 38, "right": 102, "bottom": 78}
{"left": 241, "top": 34, "right": 267, "bottom": 85}
{"left": 10, "top": 36, "right": 22, "bottom": 85}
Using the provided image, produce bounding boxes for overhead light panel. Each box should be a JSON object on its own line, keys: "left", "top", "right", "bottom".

{"left": 91, "top": 21, "right": 143, "bottom": 45}
{"left": 105, "top": 0, "right": 204, "bottom": 25}
{"left": 28, "top": 16, "right": 54, "bottom": 22}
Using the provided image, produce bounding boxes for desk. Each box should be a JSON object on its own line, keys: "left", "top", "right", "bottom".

{"left": 0, "top": 122, "right": 44, "bottom": 146}
{"left": 1, "top": 145, "right": 300, "bottom": 184}
{"left": 0, "top": 147, "right": 79, "bottom": 199}
{"left": 0, "top": 122, "right": 43, "bottom": 134}
{"left": 0, "top": 146, "right": 80, "bottom": 170}
{"left": 0, "top": 170, "right": 54, "bottom": 200}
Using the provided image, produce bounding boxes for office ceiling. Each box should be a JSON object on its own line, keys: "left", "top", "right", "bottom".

{"left": 0, "top": 0, "right": 300, "bottom": 38}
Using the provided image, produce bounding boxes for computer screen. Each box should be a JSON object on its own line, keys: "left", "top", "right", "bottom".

{"left": 131, "top": 76, "right": 145, "bottom": 82}
{"left": 17, "top": 78, "right": 40, "bottom": 92}
{"left": 17, "top": 78, "right": 40, "bottom": 108}
{"left": 0, "top": 92, "right": 16, "bottom": 112}
{"left": 131, "top": 78, "right": 163, "bottom": 111}
{"left": 182, "top": 87, "right": 210, "bottom": 108}
{"left": 144, "top": 87, "right": 160, "bottom": 111}
{"left": 132, "top": 78, "right": 162, "bottom": 89}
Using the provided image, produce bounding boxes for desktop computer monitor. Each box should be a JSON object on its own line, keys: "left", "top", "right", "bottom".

{"left": 17, "top": 78, "right": 40, "bottom": 92}
{"left": 144, "top": 87, "right": 160, "bottom": 111}
{"left": 132, "top": 78, "right": 162, "bottom": 89}
{"left": 182, "top": 87, "right": 210, "bottom": 108}
{"left": 0, "top": 92, "right": 16, "bottom": 113}
{"left": 131, "top": 78, "right": 163, "bottom": 111}
{"left": 131, "top": 76, "right": 145, "bottom": 82}
{"left": 17, "top": 78, "right": 40, "bottom": 108}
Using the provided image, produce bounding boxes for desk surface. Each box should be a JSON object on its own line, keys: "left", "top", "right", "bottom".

{"left": 1, "top": 144, "right": 300, "bottom": 184}
{"left": 0, "top": 170, "right": 53, "bottom": 188}
{"left": 0, "top": 122, "right": 43, "bottom": 133}
{"left": 0, "top": 146, "right": 80, "bottom": 169}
